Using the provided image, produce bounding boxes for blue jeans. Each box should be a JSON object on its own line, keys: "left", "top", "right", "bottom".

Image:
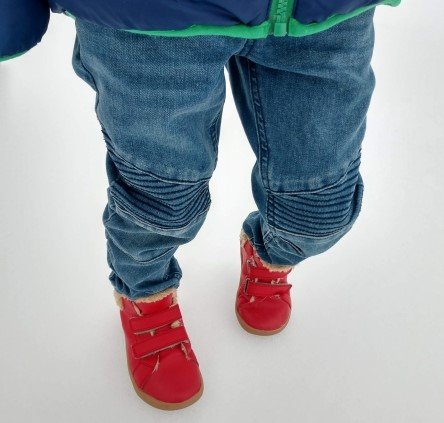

{"left": 72, "top": 9, "right": 376, "bottom": 300}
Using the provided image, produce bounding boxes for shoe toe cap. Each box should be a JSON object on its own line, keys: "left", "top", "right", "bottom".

{"left": 143, "top": 348, "right": 202, "bottom": 404}
{"left": 238, "top": 297, "right": 291, "bottom": 332}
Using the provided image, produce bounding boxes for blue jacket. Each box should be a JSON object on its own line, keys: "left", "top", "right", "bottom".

{"left": 0, "top": 0, "right": 400, "bottom": 61}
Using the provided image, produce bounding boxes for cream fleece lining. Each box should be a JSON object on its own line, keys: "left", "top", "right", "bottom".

{"left": 239, "top": 228, "right": 294, "bottom": 272}
{"left": 114, "top": 287, "right": 177, "bottom": 310}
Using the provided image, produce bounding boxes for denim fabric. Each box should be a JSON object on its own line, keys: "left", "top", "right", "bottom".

{"left": 72, "top": 9, "right": 375, "bottom": 299}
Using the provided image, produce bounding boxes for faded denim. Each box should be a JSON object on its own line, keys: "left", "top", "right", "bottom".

{"left": 72, "top": 9, "right": 375, "bottom": 299}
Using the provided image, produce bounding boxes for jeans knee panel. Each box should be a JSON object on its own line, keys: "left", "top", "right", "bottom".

{"left": 107, "top": 150, "right": 211, "bottom": 233}
{"left": 267, "top": 161, "right": 364, "bottom": 240}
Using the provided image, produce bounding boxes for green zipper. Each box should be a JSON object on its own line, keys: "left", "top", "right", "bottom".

{"left": 269, "top": 0, "right": 296, "bottom": 36}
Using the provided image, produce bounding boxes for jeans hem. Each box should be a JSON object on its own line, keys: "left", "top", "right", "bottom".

{"left": 110, "top": 274, "right": 181, "bottom": 301}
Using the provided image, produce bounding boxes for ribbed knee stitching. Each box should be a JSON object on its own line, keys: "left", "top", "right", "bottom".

{"left": 268, "top": 163, "right": 363, "bottom": 239}
{"left": 107, "top": 149, "right": 211, "bottom": 232}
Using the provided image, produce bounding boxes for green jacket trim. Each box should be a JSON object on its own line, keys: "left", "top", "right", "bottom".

{"left": 126, "top": 21, "right": 271, "bottom": 39}
{"left": 0, "top": 50, "right": 27, "bottom": 62}
{"left": 121, "top": 0, "right": 400, "bottom": 39}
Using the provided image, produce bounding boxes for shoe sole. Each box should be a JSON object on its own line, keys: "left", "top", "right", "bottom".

{"left": 127, "top": 361, "right": 204, "bottom": 411}
{"left": 235, "top": 308, "right": 289, "bottom": 336}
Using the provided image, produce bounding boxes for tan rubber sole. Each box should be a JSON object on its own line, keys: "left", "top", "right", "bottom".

{"left": 127, "top": 361, "right": 204, "bottom": 411}
{"left": 235, "top": 308, "right": 289, "bottom": 336}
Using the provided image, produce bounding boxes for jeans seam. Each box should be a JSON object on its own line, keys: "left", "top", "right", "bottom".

{"left": 246, "top": 59, "right": 275, "bottom": 242}
{"left": 266, "top": 221, "right": 352, "bottom": 241}
{"left": 103, "top": 208, "right": 117, "bottom": 225}
{"left": 234, "top": 38, "right": 253, "bottom": 57}
{"left": 75, "top": 42, "right": 97, "bottom": 90}
{"left": 102, "top": 183, "right": 121, "bottom": 225}
{"left": 162, "top": 272, "right": 182, "bottom": 282}
{"left": 209, "top": 109, "right": 222, "bottom": 158}
{"left": 246, "top": 59, "right": 273, "bottom": 242}
{"left": 247, "top": 61, "right": 270, "bottom": 189}
{"left": 265, "top": 155, "right": 362, "bottom": 196}
{"left": 107, "top": 243, "right": 116, "bottom": 267}
{"left": 264, "top": 230, "right": 306, "bottom": 258}
{"left": 74, "top": 35, "right": 100, "bottom": 113}
{"left": 105, "top": 143, "right": 211, "bottom": 185}
{"left": 238, "top": 39, "right": 256, "bottom": 58}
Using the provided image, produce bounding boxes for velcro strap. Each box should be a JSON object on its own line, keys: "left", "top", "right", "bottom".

{"left": 129, "top": 304, "right": 182, "bottom": 333}
{"left": 246, "top": 267, "right": 291, "bottom": 280}
{"left": 245, "top": 280, "right": 292, "bottom": 297}
{"left": 131, "top": 326, "right": 189, "bottom": 359}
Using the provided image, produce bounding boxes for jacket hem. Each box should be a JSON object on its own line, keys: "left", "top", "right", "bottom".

{"left": 0, "top": 51, "right": 27, "bottom": 62}
{"left": 289, "top": 0, "right": 400, "bottom": 37}
{"left": 65, "top": 0, "right": 400, "bottom": 39}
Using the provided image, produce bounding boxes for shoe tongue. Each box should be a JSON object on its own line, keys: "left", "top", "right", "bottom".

{"left": 134, "top": 293, "right": 174, "bottom": 315}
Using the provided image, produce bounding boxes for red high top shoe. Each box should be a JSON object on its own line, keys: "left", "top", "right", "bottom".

{"left": 115, "top": 289, "right": 203, "bottom": 410}
{"left": 236, "top": 232, "right": 293, "bottom": 335}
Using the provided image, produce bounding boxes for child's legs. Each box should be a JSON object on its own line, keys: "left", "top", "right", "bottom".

{"left": 72, "top": 20, "right": 243, "bottom": 299}
{"left": 227, "top": 9, "right": 376, "bottom": 266}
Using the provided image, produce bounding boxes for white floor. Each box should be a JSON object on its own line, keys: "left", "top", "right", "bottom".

{"left": 1, "top": 3, "right": 443, "bottom": 422}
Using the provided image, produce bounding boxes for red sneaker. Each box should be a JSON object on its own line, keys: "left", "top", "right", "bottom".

{"left": 236, "top": 232, "right": 293, "bottom": 335}
{"left": 115, "top": 289, "right": 203, "bottom": 410}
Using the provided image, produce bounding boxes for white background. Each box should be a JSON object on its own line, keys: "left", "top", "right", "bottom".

{"left": 1, "top": 2, "right": 443, "bottom": 422}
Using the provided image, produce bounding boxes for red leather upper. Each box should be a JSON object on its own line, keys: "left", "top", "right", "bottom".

{"left": 119, "top": 293, "right": 202, "bottom": 404}
{"left": 236, "top": 238, "right": 293, "bottom": 332}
